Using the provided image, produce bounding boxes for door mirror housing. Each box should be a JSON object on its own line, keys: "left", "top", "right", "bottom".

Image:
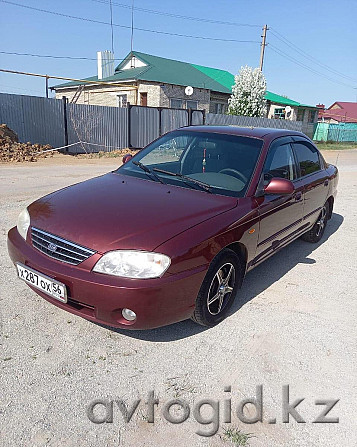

{"left": 264, "top": 178, "right": 295, "bottom": 195}
{"left": 122, "top": 153, "right": 133, "bottom": 164}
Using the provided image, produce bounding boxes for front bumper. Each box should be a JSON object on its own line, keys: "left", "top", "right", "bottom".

{"left": 7, "top": 227, "right": 207, "bottom": 329}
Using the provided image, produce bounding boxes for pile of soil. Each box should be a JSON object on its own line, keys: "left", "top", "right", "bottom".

{"left": 77, "top": 148, "right": 139, "bottom": 159}
{"left": 0, "top": 124, "right": 53, "bottom": 163}
{"left": 96, "top": 148, "right": 139, "bottom": 158}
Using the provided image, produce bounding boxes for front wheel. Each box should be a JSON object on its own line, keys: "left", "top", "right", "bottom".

{"left": 191, "top": 249, "right": 243, "bottom": 327}
{"left": 301, "top": 202, "right": 329, "bottom": 243}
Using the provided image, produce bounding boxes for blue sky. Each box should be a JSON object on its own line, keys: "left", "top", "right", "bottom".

{"left": 0, "top": 0, "right": 356, "bottom": 106}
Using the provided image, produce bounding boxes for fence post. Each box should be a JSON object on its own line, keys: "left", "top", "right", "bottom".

{"left": 188, "top": 108, "right": 193, "bottom": 126}
{"left": 127, "top": 103, "right": 132, "bottom": 148}
{"left": 62, "top": 96, "right": 69, "bottom": 151}
{"left": 202, "top": 109, "right": 206, "bottom": 125}
{"left": 158, "top": 107, "right": 162, "bottom": 136}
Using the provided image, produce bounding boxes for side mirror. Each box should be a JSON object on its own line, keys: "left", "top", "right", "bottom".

{"left": 122, "top": 153, "right": 133, "bottom": 164}
{"left": 264, "top": 178, "right": 294, "bottom": 195}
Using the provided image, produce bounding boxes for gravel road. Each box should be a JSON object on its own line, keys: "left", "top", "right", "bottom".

{"left": 0, "top": 151, "right": 356, "bottom": 447}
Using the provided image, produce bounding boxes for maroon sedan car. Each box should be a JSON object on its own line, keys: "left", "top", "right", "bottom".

{"left": 8, "top": 127, "right": 338, "bottom": 329}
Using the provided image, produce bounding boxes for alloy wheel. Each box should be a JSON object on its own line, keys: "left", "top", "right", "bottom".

{"left": 316, "top": 205, "right": 327, "bottom": 237}
{"left": 207, "top": 263, "right": 235, "bottom": 315}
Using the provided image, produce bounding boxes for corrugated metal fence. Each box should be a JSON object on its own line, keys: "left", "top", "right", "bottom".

{"left": 0, "top": 92, "right": 65, "bottom": 148}
{"left": 129, "top": 106, "right": 159, "bottom": 148}
{"left": 67, "top": 103, "right": 128, "bottom": 153}
{"left": 205, "top": 112, "right": 303, "bottom": 132}
{"left": 314, "top": 121, "right": 357, "bottom": 142}
{"left": 0, "top": 92, "right": 313, "bottom": 152}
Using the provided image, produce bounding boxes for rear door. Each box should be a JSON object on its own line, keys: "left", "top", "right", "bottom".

{"left": 292, "top": 139, "right": 329, "bottom": 227}
{"left": 255, "top": 137, "right": 304, "bottom": 262}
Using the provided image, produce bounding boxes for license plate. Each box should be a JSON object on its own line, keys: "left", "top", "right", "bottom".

{"left": 16, "top": 263, "right": 67, "bottom": 303}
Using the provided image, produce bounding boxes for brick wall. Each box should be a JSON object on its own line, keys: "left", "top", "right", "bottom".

{"left": 160, "top": 84, "right": 210, "bottom": 112}
{"left": 137, "top": 82, "right": 161, "bottom": 107}
{"left": 209, "top": 92, "right": 230, "bottom": 113}
{"left": 55, "top": 81, "right": 223, "bottom": 113}
{"left": 55, "top": 84, "right": 137, "bottom": 107}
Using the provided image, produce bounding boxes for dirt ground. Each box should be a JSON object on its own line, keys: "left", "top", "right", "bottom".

{"left": 0, "top": 150, "right": 356, "bottom": 447}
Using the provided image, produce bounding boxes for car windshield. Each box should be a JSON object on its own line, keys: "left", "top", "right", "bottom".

{"left": 116, "top": 130, "right": 263, "bottom": 197}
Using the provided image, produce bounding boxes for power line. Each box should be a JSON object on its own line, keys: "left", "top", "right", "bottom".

{"left": 267, "top": 44, "right": 356, "bottom": 89}
{"left": 0, "top": 50, "right": 125, "bottom": 61}
{"left": 268, "top": 44, "right": 354, "bottom": 88}
{"left": 88, "top": 0, "right": 261, "bottom": 28}
{"left": 270, "top": 27, "right": 357, "bottom": 84}
{"left": 0, "top": 1, "right": 260, "bottom": 44}
{"left": 0, "top": 83, "right": 44, "bottom": 95}
{"left": 0, "top": 68, "right": 138, "bottom": 88}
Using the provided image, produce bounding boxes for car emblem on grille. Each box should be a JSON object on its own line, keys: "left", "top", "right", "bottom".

{"left": 48, "top": 242, "right": 58, "bottom": 252}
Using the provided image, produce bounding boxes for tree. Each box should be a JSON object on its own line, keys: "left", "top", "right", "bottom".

{"left": 228, "top": 66, "right": 267, "bottom": 117}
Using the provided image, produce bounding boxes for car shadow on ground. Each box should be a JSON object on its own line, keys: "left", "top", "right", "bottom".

{"left": 98, "top": 213, "right": 344, "bottom": 342}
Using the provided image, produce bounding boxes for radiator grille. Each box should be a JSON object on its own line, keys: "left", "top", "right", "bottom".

{"left": 31, "top": 227, "right": 96, "bottom": 265}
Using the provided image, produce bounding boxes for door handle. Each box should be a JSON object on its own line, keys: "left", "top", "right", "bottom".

{"left": 324, "top": 179, "right": 329, "bottom": 186}
{"left": 294, "top": 192, "right": 302, "bottom": 201}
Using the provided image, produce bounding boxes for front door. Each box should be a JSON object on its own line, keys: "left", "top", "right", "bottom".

{"left": 255, "top": 138, "right": 304, "bottom": 263}
{"left": 140, "top": 92, "right": 148, "bottom": 107}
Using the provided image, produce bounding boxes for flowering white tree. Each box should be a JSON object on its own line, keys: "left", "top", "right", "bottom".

{"left": 228, "top": 66, "right": 267, "bottom": 117}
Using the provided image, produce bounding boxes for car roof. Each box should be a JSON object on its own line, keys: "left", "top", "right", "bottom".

{"left": 179, "top": 125, "right": 307, "bottom": 139}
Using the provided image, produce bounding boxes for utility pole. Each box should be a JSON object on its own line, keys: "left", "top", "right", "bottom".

{"left": 130, "top": 0, "right": 134, "bottom": 54}
{"left": 259, "top": 24, "right": 268, "bottom": 71}
{"left": 109, "top": 0, "right": 114, "bottom": 54}
{"left": 45, "top": 75, "right": 49, "bottom": 98}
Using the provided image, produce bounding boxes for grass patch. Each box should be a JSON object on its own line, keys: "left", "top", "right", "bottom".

{"left": 221, "top": 427, "right": 255, "bottom": 446}
{"left": 315, "top": 141, "right": 357, "bottom": 151}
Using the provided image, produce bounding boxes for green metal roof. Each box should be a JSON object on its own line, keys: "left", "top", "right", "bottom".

{"left": 54, "top": 51, "right": 231, "bottom": 93}
{"left": 53, "top": 51, "right": 316, "bottom": 108}
{"left": 191, "top": 64, "right": 235, "bottom": 91}
{"left": 264, "top": 91, "right": 315, "bottom": 108}
{"left": 264, "top": 91, "right": 301, "bottom": 106}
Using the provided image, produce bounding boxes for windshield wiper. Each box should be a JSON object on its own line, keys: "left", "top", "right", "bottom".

{"left": 153, "top": 168, "right": 212, "bottom": 193}
{"left": 132, "top": 161, "right": 165, "bottom": 184}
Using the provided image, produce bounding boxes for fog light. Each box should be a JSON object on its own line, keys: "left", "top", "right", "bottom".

{"left": 122, "top": 308, "right": 136, "bottom": 321}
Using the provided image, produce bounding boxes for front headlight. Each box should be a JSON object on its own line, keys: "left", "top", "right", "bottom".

{"left": 93, "top": 250, "right": 171, "bottom": 279}
{"left": 17, "top": 208, "right": 30, "bottom": 240}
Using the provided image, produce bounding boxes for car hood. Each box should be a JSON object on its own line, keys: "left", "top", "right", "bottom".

{"left": 28, "top": 173, "right": 238, "bottom": 253}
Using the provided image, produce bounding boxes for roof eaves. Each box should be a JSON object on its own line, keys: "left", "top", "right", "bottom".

{"left": 52, "top": 78, "right": 138, "bottom": 90}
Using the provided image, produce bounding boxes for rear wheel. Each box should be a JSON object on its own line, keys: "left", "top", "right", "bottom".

{"left": 301, "top": 202, "right": 329, "bottom": 243}
{"left": 191, "top": 249, "right": 243, "bottom": 327}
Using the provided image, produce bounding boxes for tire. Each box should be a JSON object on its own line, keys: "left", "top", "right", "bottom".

{"left": 191, "top": 248, "right": 243, "bottom": 327}
{"left": 301, "top": 201, "right": 329, "bottom": 243}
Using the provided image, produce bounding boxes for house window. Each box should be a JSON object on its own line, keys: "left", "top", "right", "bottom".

{"left": 297, "top": 108, "right": 304, "bottom": 122}
{"left": 214, "top": 103, "right": 226, "bottom": 114}
{"left": 186, "top": 100, "right": 198, "bottom": 110}
{"left": 140, "top": 92, "right": 147, "bottom": 107}
{"left": 308, "top": 110, "right": 316, "bottom": 123}
{"left": 117, "top": 94, "right": 128, "bottom": 108}
{"left": 274, "top": 108, "right": 285, "bottom": 119}
{"left": 170, "top": 99, "right": 183, "bottom": 109}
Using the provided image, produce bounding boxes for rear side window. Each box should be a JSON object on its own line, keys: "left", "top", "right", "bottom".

{"left": 263, "top": 143, "right": 297, "bottom": 183}
{"left": 293, "top": 142, "right": 321, "bottom": 177}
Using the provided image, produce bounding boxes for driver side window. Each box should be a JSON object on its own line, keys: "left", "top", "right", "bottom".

{"left": 263, "top": 143, "right": 297, "bottom": 184}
